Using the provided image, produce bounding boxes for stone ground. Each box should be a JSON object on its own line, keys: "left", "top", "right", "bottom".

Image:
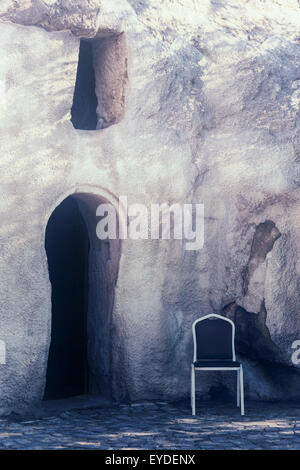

{"left": 0, "top": 399, "right": 299, "bottom": 450}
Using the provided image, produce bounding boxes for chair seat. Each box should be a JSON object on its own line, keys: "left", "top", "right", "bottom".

{"left": 194, "top": 360, "right": 240, "bottom": 368}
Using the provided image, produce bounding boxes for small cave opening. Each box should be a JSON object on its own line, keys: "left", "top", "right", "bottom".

{"left": 71, "top": 40, "right": 98, "bottom": 131}
{"left": 71, "top": 34, "right": 128, "bottom": 131}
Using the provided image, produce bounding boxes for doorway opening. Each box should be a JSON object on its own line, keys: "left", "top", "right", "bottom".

{"left": 44, "top": 196, "right": 89, "bottom": 399}
{"left": 44, "top": 193, "right": 121, "bottom": 400}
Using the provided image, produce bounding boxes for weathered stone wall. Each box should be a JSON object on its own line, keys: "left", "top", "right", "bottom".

{"left": 0, "top": 0, "right": 300, "bottom": 413}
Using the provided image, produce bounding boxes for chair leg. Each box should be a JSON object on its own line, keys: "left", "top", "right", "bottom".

{"left": 240, "top": 365, "right": 245, "bottom": 416}
{"left": 237, "top": 369, "right": 240, "bottom": 407}
{"left": 190, "top": 365, "right": 193, "bottom": 408}
{"left": 191, "top": 364, "right": 196, "bottom": 415}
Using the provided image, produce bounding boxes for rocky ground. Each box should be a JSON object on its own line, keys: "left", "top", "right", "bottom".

{"left": 0, "top": 399, "right": 299, "bottom": 450}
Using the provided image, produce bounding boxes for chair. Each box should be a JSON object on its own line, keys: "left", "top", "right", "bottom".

{"left": 191, "top": 313, "right": 244, "bottom": 416}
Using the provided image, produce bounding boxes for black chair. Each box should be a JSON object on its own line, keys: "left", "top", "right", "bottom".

{"left": 191, "top": 313, "right": 244, "bottom": 415}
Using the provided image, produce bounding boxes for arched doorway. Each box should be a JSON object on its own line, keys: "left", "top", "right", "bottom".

{"left": 44, "top": 192, "right": 121, "bottom": 400}
{"left": 44, "top": 196, "right": 89, "bottom": 399}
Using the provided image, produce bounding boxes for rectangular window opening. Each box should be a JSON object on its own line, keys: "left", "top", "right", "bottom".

{"left": 71, "top": 34, "right": 127, "bottom": 131}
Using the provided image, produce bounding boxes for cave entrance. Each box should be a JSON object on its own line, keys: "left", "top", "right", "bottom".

{"left": 44, "top": 196, "right": 89, "bottom": 399}
{"left": 44, "top": 193, "right": 121, "bottom": 401}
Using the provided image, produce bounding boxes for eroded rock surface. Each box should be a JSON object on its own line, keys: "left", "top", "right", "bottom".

{"left": 0, "top": 1, "right": 101, "bottom": 36}
{"left": 0, "top": 0, "right": 300, "bottom": 413}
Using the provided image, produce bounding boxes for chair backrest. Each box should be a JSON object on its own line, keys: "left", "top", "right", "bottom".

{"left": 192, "top": 314, "right": 236, "bottom": 362}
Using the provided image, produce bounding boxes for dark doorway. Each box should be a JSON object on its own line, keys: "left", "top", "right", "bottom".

{"left": 71, "top": 40, "right": 98, "bottom": 130}
{"left": 44, "top": 196, "right": 90, "bottom": 400}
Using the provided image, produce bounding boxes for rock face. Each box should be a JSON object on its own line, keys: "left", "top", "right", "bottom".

{"left": 0, "top": 0, "right": 300, "bottom": 413}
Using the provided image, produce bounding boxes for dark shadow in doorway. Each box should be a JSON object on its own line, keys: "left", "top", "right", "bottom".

{"left": 44, "top": 196, "right": 90, "bottom": 400}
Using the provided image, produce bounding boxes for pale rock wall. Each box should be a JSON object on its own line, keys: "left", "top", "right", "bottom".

{"left": 0, "top": 0, "right": 299, "bottom": 413}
